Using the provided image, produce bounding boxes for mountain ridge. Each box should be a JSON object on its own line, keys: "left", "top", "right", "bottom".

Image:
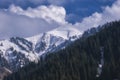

{"left": 0, "top": 26, "right": 82, "bottom": 72}
{"left": 4, "top": 21, "right": 120, "bottom": 80}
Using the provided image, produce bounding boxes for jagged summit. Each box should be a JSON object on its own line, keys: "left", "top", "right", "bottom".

{"left": 0, "top": 26, "right": 82, "bottom": 72}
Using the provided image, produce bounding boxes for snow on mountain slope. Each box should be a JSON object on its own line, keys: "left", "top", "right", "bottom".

{"left": 27, "top": 26, "right": 82, "bottom": 55}
{"left": 48, "top": 26, "right": 82, "bottom": 39}
{"left": 0, "top": 38, "right": 39, "bottom": 71}
{"left": 0, "top": 26, "right": 82, "bottom": 72}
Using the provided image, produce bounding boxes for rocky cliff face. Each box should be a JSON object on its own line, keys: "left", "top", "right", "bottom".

{"left": 0, "top": 27, "right": 82, "bottom": 72}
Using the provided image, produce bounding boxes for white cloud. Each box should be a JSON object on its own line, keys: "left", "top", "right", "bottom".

{"left": 75, "top": 12, "right": 102, "bottom": 32}
{"left": 0, "top": 0, "right": 120, "bottom": 39}
{"left": 0, "top": 5, "right": 65, "bottom": 39}
{"left": 102, "top": 0, "right": 120, "bottom": 22}
{"left": 9, "top": 5, "right": 66, "bottom": 24}
{"left": 75, "top": 0, "right": 120, "bottom": 32}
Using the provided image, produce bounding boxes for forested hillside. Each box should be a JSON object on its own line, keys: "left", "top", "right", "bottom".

{"left": 4, "top": 21, "right": 120, "bottom": 80}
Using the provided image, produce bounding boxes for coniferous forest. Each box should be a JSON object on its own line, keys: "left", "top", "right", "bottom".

{"left": 4, "top": 21, "right": 120, "bottom": 80}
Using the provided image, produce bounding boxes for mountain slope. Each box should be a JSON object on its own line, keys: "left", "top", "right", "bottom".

{"left": 27, "top": 26, "right": 82, "bottom": 56}
{"left": 0, "top": 26, "right": 82, "bottom": 72}
{"left": 4, "top": 21, "right": 120, "bottom": 80}
{"left": 0, "top": 37, "right": 39, "bottom": 71}
{"left": 0, "top": 67, "right": 12, "bottom": 80}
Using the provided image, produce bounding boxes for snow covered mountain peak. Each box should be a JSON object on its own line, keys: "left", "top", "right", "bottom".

{"left": 0, "top": 26, "right": 82, "bottom": 72}
{"left": 26, "top": 26, "right": 82, "bottom": 55}
{"left": 48, "top": 26, "right": 82, "bottom": 39}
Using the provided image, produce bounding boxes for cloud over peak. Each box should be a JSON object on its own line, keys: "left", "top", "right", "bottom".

{"left": 9, "top": 4, "right": 66, "bottom": 24}
{"left": 75, "top": 0, "right": 120, "bottom": 31}
{"left": 0, "top": 5, "right": 67, "bottom": 39}
{"left": 0, "top": 0, "right": 120, "bottom": 39}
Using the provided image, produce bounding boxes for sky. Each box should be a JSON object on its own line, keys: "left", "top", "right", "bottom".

{"left": 0, "top": 0, "right": 120, "bottom": 39}
{"left": 0, "top": 0, "right": 115, "bottom": 23}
